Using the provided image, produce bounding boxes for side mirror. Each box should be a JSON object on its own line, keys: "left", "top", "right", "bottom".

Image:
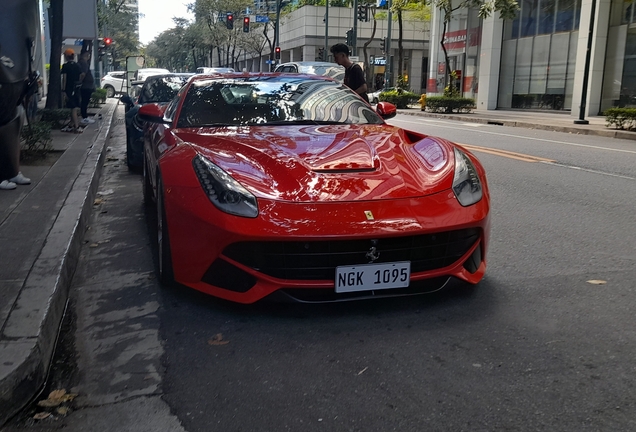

{"left": 376, "top": 101, "right": 397, "bottom": 120}
{"left": 138, "top": 103, "right": 170, "bottom": 124}
{"left": 120, "top": 95, "right": 134, "bottom": 106}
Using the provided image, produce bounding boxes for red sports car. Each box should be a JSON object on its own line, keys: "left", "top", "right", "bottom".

{"left": 139, "top": 73, "right": 490, "bottom": 304}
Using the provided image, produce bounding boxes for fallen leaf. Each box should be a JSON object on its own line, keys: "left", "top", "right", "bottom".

{"left": 93, "top": 198, "right": 104, "bottom": 205}
{"left": 357, "top": 367, "right": 368, "bottom": 375}
{"left": 37, "top": 399, "right": 62, "bottom": 408}
{"left": 208, "top": 333, "right": 229, "bottom": 346}
{"left": 48, "top": 389, "right": 66, "bottom": 399}
{"left": 106, "top": 157, "right": 119, "bottom": 162}
{"left": 97, "top": 189, "right": 114, "bottom": 196}
{"left": 98, "top": 239, "right": 111, "bottom": 244}
{"left": 587, "top": 280, "right": 607, "bottom": 285}
{"left": 56, "top": 406, "right": 70, "bottom": 415}
{"left": 89, "top": 243, "right": 99, "bottom": 248}
{"left": 33, "top": 412, "right": 51, "bottom": 420}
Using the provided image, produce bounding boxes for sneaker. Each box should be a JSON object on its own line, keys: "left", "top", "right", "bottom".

{"left": 0, "top": 180, "right": 17, "bottom": 190}
{"left": 61, "top": 126, "right": 74, "bottom": 132}
{"left": 81, "top": 117, "right": 96, "bottom": 124}
{"left": 9, "top": 172, "right": 31, "bottom": 185}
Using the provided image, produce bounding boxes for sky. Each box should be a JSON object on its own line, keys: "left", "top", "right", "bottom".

{"left": 138, "top": 0, "right": 194, "bottom": 45}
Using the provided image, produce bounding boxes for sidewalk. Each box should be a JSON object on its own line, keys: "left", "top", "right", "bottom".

{"left": 397, "top": 107, "right": 636, "bottom": 141}
{"left": 0, "top": 102, "right": 632, "bottom": 425}
{"left": 0, "top": 99, "right": 117, "bottom": 425}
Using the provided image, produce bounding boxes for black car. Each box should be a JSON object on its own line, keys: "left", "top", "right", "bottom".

{"left": 121, "top": 73, "right": 193, "bottom": 170}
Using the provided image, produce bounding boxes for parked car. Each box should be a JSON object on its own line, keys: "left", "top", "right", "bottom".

{"left": 196, "top": 67, "right": 235, "bottom": 74}
{"left": 134, "top": 68, "right": 171, "bottom": 82}
{"left": 138, "top": 73, "right": 490, "bottom": 303}
{"left": 120, "top": 73, "right": 193, "bottom": 170}
{"left": 274, "top": 61, "right": 345, "bottom": 83}
{"left": 369, "top": 87, "right": 396, "bottom": 104}
{"left": 100, "top": 71, "right": 126, "bottom": 98}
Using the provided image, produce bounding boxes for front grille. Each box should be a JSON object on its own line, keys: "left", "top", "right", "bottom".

{"left": 223, "top": 228, "right": 480, "bottom": 280}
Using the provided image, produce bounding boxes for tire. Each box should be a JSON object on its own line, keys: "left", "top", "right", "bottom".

{"left": 157, "top": 177, "right": 175, "bottom": 286}
{"left": 142, "top": 154, "right": 154, "bottom": 207}
{"left": 105, "top": 85, "right": 115, "bottom": 98}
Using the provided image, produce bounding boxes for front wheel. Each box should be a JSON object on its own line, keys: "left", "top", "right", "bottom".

{"left": 157, "top": 177, "right": 175, "bottom": 286}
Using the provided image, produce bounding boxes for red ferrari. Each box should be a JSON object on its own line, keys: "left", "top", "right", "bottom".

{"left": 139, "top": 73, "right": 490, "bottom": 303}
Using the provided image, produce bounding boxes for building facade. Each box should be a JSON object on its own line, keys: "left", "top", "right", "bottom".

{"left": 429, "top": 0, "right": 636, "bottom": 117}
{"left": 227, "top": 5, "right": 431, "bottom": 94}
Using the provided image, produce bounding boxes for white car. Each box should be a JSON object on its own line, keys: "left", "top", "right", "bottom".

{"left": 100, "top": 71, "right": 126, "bottom": 98}
{"left": 369, "top": 87, "right": 395, "bottom": 104}
{"left": 101, "top": 69, "right": 172, "bottom": 98}
{"left": 196, "top": 67, "right": 235, "bottom": 74}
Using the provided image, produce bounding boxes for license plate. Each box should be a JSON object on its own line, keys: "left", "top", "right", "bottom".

{"left": 335, "top": 261, "right": 411, "bottom": 293}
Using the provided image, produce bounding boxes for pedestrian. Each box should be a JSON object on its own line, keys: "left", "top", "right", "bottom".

{"left": 60, "top": 48, "right": 82, "bottom": 133}
{"left": 77, "top": 51, "right": 96, "bottom": 125}
{"left": 330, "top": 43, "right": 369, "bottom": 103}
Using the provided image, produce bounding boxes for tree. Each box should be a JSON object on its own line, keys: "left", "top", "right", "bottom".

{"left": 426, "top": 0, "right": 518, "bottom": 90}
{"left": 98, "top": 0, "right": 141, "bottom": 68}
{"left": 45, "top": 0, "right": 64, "bottom": 109}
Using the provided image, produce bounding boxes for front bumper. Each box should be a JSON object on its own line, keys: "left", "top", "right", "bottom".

{"left": 161, "top": 177, "right": 490, "bottom": 303}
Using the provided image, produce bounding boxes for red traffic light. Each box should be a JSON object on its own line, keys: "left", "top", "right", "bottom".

{"left": 275, "top": 46, "right": 281, "bottom": 60}
{"left": 243, "top": 16, "right": 250, "bottom": 32}
{"left": 103, "top": 37, "right": 112, "bottom": 46}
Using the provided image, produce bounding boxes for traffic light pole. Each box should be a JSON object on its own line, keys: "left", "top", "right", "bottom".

{"left": 324, "top": 0, "right": 329, "bottom": 61}
{"left": 352, "top": 0, "right": 358, "bottom": 56}
{"left": 384, "top": 0, "right": 392, "bottom": 88}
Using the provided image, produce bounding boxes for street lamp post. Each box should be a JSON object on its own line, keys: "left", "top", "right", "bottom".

{"left": 574, "top": 0, "right": 596, "bottom": 125}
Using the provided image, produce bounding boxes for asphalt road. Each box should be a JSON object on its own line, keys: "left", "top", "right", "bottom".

{"left": 4, "top": 111, "right": 636, "bottom": 431}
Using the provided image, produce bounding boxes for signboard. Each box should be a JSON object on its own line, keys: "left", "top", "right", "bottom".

{"left": 255, "top": 15, "right": 269, "bottom": 23}
{"left": 373, "top": 57, "right": 386, "bottom": 66}
{"left": 266, "top": 59, "right": 276, "bottom": 64}
{"left": 442, "top": 30, "right": 467, "bottom": 50}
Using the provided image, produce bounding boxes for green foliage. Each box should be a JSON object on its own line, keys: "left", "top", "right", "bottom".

{"left": 396, "top": 75, "right": 409, "bottom": 91}
{"left": 379, "top": 89, "right": 420, "bottom": 108}
{"left": 37, "top": 108, "right": 71, "bottom": 129}
{"left": 20, "top": 121, "right": 53, "bottom": 161}
{"left": 603, "top": 108, "right": 636, "bottom": 130}
{"left": 443, "top": 70, "right": 460, "bottom": 98}
{"left": 99, "top": 0, "right": 142, "bottom": 68}
{"left": 90, "top": 88, "right": 108, "bottom": 107}
{"left": 425, "top": 96, "right": 475, "bottom": 113}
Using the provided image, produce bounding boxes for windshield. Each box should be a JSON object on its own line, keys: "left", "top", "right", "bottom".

{"left": 139, "top": 76, "right": 190, "bottom": 104}
{"left": 297, "top": 65, "right": 344, "bottom": 82}
{"left": 176, "top": 76, "right": 383, "bottom": 128}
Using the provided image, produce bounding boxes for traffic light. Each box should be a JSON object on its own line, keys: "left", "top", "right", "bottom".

{"left": 380, "top": 37, "right": 386, "bottom": 53}
{"left": 357, "top": 5, "right": 368, "bottom": 22}
{"left": 275, "top": 46, "right": 281, "bottom": 60}
{"left": 226, "top": 13, "right": 234, "bottom": 29}
{"left": 103, "top": 37, "right": 112, "bottom": 46}
{"left": 98, "top": 37, "right": 113, "bottom": 59}
{"left": 346, "top": 28, "right": 353, "bottom": 46}
{"left": 317, "top": 47, "right": 324, "bottom": 61}
{"left": 243, "top": 16, "right": 250, "bottom": 32}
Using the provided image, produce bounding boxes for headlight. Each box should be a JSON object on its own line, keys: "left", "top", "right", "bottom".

{"left": 452, "top": 148, "right": 482, "bottom": 206}
{"left": 192, "top": 155, "right": 258, "bottom": 218}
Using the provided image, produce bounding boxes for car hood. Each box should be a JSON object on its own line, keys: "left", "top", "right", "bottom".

{"left": 175, "top": 124, "right": 456, "bottom": 202}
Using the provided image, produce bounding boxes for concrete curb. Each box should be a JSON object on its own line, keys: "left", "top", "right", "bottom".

{"left": 0, "top": 101, "right": 118, "bottom": 425}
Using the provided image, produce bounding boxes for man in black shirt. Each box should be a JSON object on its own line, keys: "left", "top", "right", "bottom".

{"left": 330, "top": 43, "right": 369, "bottom": 103}
{"left": 60, "top": 49, "right": 82, "bottom": 133}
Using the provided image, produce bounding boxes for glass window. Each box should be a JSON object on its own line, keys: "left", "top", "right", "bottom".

{"left": 538, "top": 0, "right": 556, "bottom": 34}
{"left": 555, "top": 0, "right": 575, "bottom": 32}
{"left": 520, "top": 0, "right": 538, "bottom": 37}
{"left": 574, "top": 0, "right": 581, "bottom": 29}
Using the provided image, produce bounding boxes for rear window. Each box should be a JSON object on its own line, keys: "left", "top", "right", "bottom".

{"left": 139, "top": 76, "right": 190, "bottom": 104}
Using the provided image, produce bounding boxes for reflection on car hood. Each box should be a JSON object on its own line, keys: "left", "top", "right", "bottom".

{"left": 175, "top": 124, "right": 455, "bottom": 202}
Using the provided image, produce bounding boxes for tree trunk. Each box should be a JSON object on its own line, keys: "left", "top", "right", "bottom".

{"left": 46, "top": 0, "right": 64, "bottom": 109}
{"left": 363, "top": 9, "right": 378, "bottom": 87}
